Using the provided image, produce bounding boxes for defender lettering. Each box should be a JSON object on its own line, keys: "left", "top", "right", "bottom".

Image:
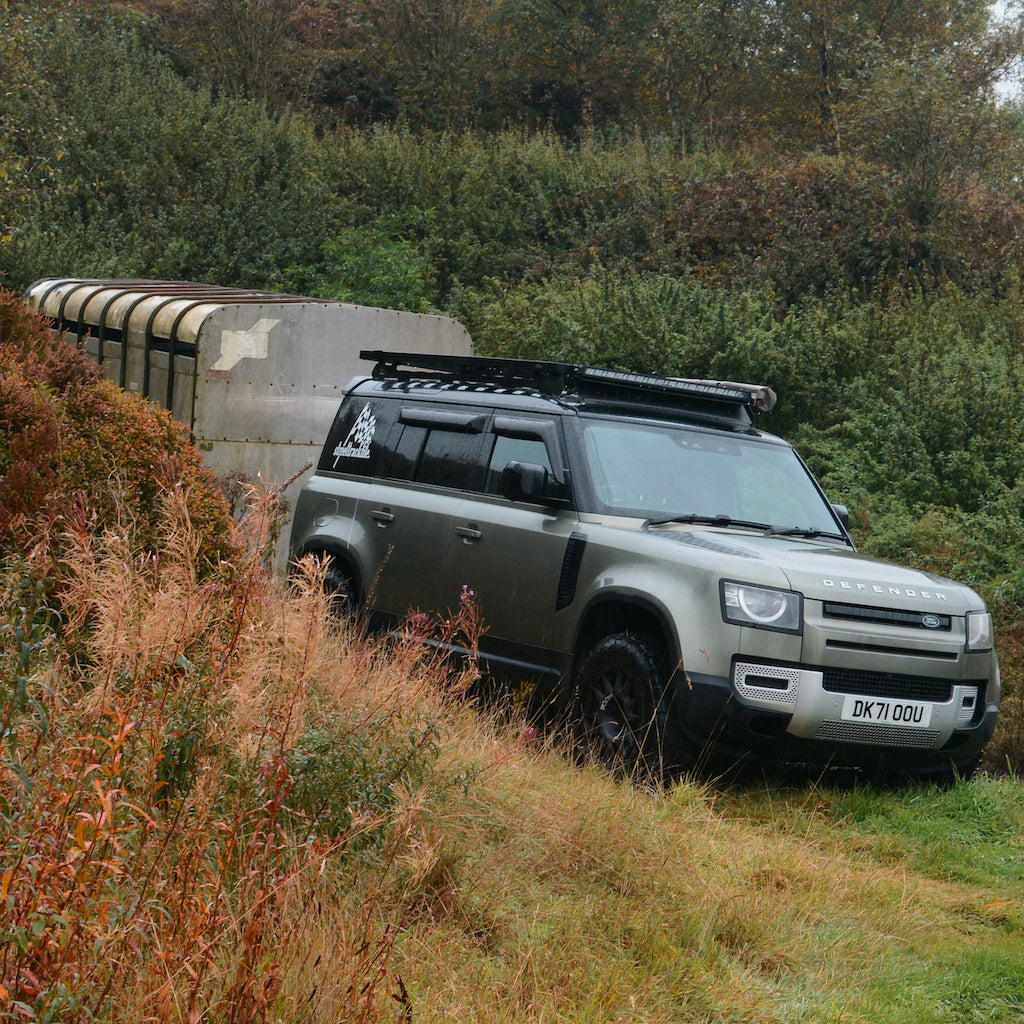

{"left": 822, "top": 578, "right": 948, "bottom": 600}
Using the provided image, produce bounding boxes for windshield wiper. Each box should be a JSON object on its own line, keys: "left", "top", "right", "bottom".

{"left": 643, "top": 513, "right": 775, "bottom": 532}
{"left": 766, "top": 526, "right": 847, "bottom": 540}
{"left": 643, "top": 515, "right": 848, "bottom": 540}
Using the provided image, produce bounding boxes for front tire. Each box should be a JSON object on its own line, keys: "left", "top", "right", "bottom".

{"left": 572, "top": 632, "right": 685, "bottom": 781}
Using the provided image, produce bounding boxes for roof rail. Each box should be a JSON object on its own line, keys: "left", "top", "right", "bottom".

{"left": 361, "top": 350, "right": 776, "bottom": 421}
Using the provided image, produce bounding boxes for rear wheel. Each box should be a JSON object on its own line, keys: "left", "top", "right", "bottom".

{"left": 323, "top": 560, "right": 359, "bottom": 620}
{"left": 572, "top": 632, "right": 686, "bottom": 781}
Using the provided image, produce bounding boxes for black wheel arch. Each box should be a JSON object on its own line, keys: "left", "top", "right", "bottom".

{"left": 290, "top": 541, "right": 363, "bottom": 604}
{"left": 571, "top": 594, "right": 681, "bottom": 680}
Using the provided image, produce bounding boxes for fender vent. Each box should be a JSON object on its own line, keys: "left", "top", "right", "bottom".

{"left": 556, "top": 533, "right": 587, "bottom": 611}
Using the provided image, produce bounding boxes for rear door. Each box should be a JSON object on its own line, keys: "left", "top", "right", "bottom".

{"left": 358, "top": 403, "right": 490, "bottom": 619}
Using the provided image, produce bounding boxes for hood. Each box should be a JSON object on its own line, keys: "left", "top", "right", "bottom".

{"left": 677, "top": 529, "right": 984, "bottom": 614}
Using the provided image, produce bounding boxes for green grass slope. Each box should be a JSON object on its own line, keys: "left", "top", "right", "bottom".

{"left": 365, "top": 740, "right": 1024, "bottom": 1024}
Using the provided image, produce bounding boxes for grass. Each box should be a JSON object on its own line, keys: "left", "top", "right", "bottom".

{"left": 2, "top": 487, "right": 1023, "bottom": 1022}
{"left": 378, "top": 765, "right": 1024, "bottom": 1023}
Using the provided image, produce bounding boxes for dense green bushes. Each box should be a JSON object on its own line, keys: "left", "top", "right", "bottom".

{"left": 10, "top": 16, "right": 1019, "bottom": 311}
{"left": 3, "top": 10, "right": 340, "bottom": 292}
{"left": 313, "top": 127, "right": 687, "bottom": 305}
{"left": 313, "top": 133, "right": 1024, "bottom": 309}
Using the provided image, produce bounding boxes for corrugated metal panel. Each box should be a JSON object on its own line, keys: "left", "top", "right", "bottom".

{"left": 23, "top": 278, "right": 474, "bottom": 567}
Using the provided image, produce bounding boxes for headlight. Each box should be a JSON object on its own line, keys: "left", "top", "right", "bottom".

{"left": 721, "top": 581, "right": 802, "bottom": 634}
{"left": 966, "top": 610, "right": 993, "bottom": 652}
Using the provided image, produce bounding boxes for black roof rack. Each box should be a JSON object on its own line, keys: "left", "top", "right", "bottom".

{"left": 363, "top": 350, "right": 576, "bottom": 395}
{"left": 360, "top": 350, "right": 776, "bottom": 427}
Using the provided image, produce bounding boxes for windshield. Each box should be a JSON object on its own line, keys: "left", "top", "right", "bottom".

{"left": 573, "top": 418, "right": 843, "bottom": 536}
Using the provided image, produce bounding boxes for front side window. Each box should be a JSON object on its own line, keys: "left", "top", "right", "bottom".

{"left": 485, "top": 435, "right": 553, "bottom": 495}
{"left": 572, "top": 417, "right": 841, "bottom": 534}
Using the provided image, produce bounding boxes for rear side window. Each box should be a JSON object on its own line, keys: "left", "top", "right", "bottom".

{"left": 321, "top": 395, "right": 491, "bottom": 491}
{"left": 387, "top": 424, "right": 427, "bottom": 480}
{"left": 318, "top": 397, "right": 399, "bottom": 476}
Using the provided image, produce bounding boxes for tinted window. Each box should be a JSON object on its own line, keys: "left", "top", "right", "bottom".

{"left": 415, "top": 429, "right": 488, "bottom": 490}
{"left": 386, "top": 424, "right": 427, "bottom": 480}
{"left": 318, "top": 398, "right": 398, "bottom": 477}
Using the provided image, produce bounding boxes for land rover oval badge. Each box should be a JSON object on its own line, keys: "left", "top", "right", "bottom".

{"left": 922, "top": 614, "right": 942, "bottom": 629}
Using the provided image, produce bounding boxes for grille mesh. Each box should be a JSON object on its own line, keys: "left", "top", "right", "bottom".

{"left": 815, "top": 721, "right": 940, "bottom": 748}
{"left": 822, "top": 668, "right": 953, "bottom": 703}
{"left": 822, "top": 601, "right": 951, "bottom": 631}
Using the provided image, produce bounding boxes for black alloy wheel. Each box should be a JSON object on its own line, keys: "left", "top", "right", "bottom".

{"left": 572, "top": 632, "right": 683, "bottom": 781}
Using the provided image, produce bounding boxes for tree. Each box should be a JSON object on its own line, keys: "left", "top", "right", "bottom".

{"left": 839, "top": 48, "right": 1024, "bottom": 223}
{"left": 0, "top": 1, "right": 68, "bottom": 254}
{"left": 138, "top": 0, "right": 345, "bottom": 107}
{"left": 493, "top": 0, "right": 653, "bottom": 134}
{"left": 345, "top": 0, "right": 493, "bottom": 129}
{"left": 743, "top": 0, "right": 1000, "bottom": 149}
{"left": 635, "top": 0, "right": 761, "bottom": 146}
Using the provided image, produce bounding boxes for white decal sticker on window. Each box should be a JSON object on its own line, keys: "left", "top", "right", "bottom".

{"left": 333, "top": 404, "right": 376, "bottom": 465}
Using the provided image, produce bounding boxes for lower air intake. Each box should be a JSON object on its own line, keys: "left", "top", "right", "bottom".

{"left": 815, "top": 721, "right": 940, "bottom": 749}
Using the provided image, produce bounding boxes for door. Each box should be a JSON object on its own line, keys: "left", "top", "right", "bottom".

{"left": 443, "top": 423, "right": 581, "bottom": 678}
{"left": 359, "top": 404, "right": 490, "bottom": 620}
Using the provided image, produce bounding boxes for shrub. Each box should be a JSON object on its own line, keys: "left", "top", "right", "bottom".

{"left": 3, "top": 10, "right": 340, "bottom": 292}
{"left": 297, "top": 226, "right": 433, "bottom": 312}
{"left": 322, "top": 127, "right": 693, "bottom": 307}
{"left": 0, "top": 289, "right": 237, "bottom": 578}
{"left": 667, "top": 157, "right": 1024, "bottom": 303}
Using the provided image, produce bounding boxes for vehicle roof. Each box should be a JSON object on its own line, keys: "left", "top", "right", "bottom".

{"left": 351, "top": 348, "right": 780, "bottom": 431}
{"left": 348, "top": 368, "right": 783, "bottom": 439}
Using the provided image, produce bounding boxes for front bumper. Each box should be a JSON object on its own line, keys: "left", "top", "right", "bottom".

{"left": 677, "top": 664, "right": 999, "bottom": 774}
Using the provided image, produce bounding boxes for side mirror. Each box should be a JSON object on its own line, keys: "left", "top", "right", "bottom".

{"left": 831, "top": 503, "right": 850, "bottom": 529}
{"left": 501, "top": 460, "right": 550, "bottom": 504}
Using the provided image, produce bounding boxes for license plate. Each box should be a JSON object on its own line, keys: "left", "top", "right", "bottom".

{"left": 841, "top": 695, "right": 932, "bottom": 728}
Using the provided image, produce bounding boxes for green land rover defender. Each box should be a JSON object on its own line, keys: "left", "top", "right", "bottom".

{"left": 289, "top": 351, "right": 1000, "bottom": 782}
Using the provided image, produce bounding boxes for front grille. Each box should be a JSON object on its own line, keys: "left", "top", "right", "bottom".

{"left": 822, "top": 667, "right": 953, "bottom": 703}
{"left": 823, "top": 601, "right": 952, "bottom": 631}
{"left": 815, "top": 721, "right": 941, "bottom": 748}
{"left": 825, "top": 639, "right": 956, "bottom": 661}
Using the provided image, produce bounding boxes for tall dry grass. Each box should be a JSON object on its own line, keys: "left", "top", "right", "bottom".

{"left": 0, "top": 480, "right": 479, "bottom": 1022}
